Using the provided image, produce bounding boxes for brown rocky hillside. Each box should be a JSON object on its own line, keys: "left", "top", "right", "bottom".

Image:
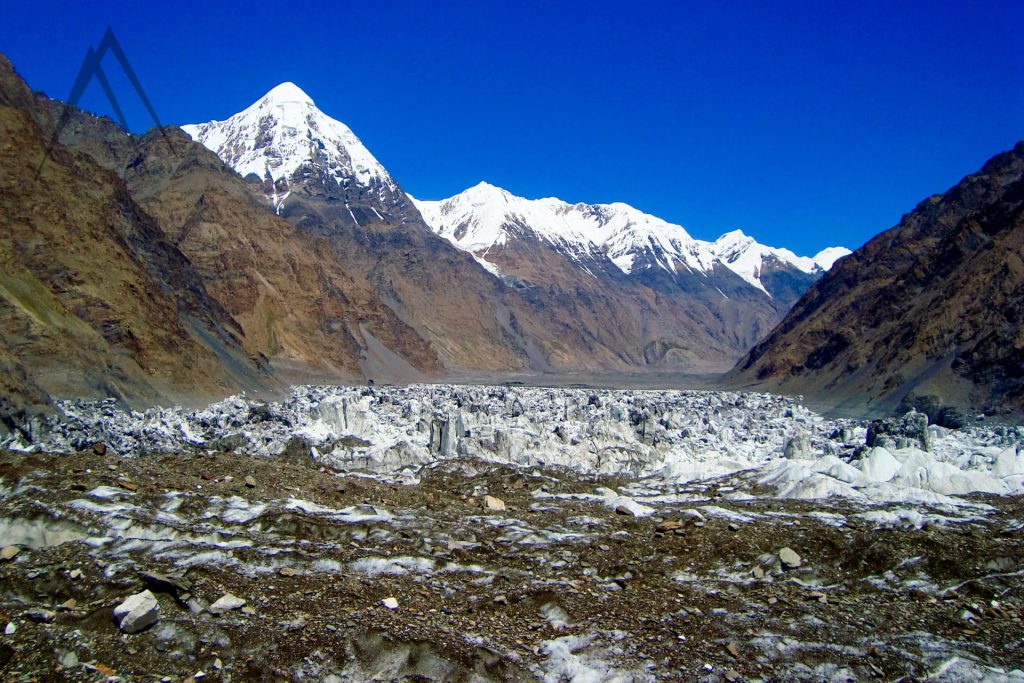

{"left": 733, "top": 142, "right": 1024, "bottom": 416}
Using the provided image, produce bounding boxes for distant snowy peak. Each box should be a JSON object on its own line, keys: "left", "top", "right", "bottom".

{"left": 413, "top": 183, "right": 850, "bottom": 291}
{"left": 181, "top": 82, "right": 395, "bottom": 192}
{"left": 710, "top": 230, "right": 852, "bottom": 292}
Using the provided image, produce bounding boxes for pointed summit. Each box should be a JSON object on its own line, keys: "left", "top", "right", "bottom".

{"left": 260, "top": 82, "right": 314, "bottom": 106}
{"left": 182, "top": 82, "right": 393, "bottom": 192}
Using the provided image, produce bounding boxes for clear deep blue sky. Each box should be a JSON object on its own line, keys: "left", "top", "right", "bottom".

{"left": 2, "top": 0, "right": 1022, "bottom": 254}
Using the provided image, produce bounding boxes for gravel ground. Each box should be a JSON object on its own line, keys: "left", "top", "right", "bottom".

{"left": 0, "top": 448, "right": 1022, "bottom": 682}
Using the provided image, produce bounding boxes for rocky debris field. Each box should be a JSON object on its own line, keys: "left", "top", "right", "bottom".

{"left": 0, "top": 385, "right": 1022, "bottom": 681}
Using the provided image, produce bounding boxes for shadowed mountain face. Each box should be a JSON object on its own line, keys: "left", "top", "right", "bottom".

{"left": 734, "top": 142, "right": 1024, "bottom": 416}
{"left": 0, "top": 54, "right": 269, "bottom": 420}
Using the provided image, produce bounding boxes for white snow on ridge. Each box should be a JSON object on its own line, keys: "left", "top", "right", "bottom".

{"left": 413, "top": 183, "right": 851, "bottom": 290}
{"left": 181, "top": 82, "right": 395, "bottom": 193}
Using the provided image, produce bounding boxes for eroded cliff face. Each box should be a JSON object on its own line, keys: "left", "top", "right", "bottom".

{"left": 0, "top": 54, "right": 268, "bottom": 415}
{"left": 734, "top": 142, "right": 1024, "bottom": 416}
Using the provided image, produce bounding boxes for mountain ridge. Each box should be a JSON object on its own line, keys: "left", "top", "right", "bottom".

{"left": 412, "top": 182, "right": 849, "bottom": 296}
{"left": 182, "top": 82, "right": 848, "bottom": 374}
{"left": 732, "top": 141, "right": 1024, "bottom": 416}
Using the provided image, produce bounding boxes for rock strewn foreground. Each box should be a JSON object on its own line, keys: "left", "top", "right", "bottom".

{"left": 0, "top": 385, "right": 1022, "bottom": 681}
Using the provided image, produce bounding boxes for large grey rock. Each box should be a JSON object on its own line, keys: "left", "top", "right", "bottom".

{"left": 114, "top": 590, "right": 159, "bottom": 633}
{"left": 867, "top": 410, "right": 932, "bottom": 451}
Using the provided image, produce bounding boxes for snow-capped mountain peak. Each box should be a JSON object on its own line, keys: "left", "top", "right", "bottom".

{"left": 181, "top": 83, "right": 395, "bottom": 195}
{"left": 260, "top": 81, "right": 314, "bottom": 105}
{"left": 414, "top": 183, "right": 850, "bottom": 294}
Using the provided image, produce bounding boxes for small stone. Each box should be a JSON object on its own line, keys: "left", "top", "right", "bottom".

{"left": 59, "top": 598, "right": 77, "bottom": 610}
{"left": 752, "top": 566, "right": 765, "bottom": 580}
{"left": 27, "top": 608, "right": 55, "bottom": 623}
{"left": 69, "top": 568, "right": 83, "bottom": 580}
{"left": 726, "top": 642, "right": 740, "bottom": 658}
{"left": 768, "top": 597, "right": 778, "bottom": 605}
{"left": 381, "top": 597, "right": 399, "bottom": 610}
{"left": 208, "top": 594, "right": 246, "bottom": 614}
{"left": 655, "top": 520, "right": 683, "bottom": 532}
{"left": 483, "top": 495, "right": 506, "bottom": 511}
{"left": 245, "top": 476, "right": 256, "bottom": 488}
{"left": 140, "top": 571, "right": 192, "bottom": 597}
{"left": 4, "top": 622, "right": 15, "bottom": 635}
{"left": 241, "top": 606, "right": 256, "bottom": 616}
{"left": 279, "top": 566, "right": 299, "bottom": 577}
{"left": 0, "top": 546, "right": 20, "bottom": 562}
{"left": 213, "top": 658, "right": 223, "bottom": 670}
{"left": 494, "top": 595, "right": 508, "bottom": 605}
{"left": 61, "top": 651, "right": 79, "bottom": 668}
{"left": 92, "top": 442, "right": 107, "bottom": 455}
{"left": 778, "top": 547, "right": 802, "bottom": 569}
{"left": 200, "top": 472, "right": 213, "bottom": 481}
{"left": 725, "top": 669, "right": 741, "bottom": 682}
{"left": 728, "top": 523, "right": 740, "bottom": 532}
{"left": 118, "top": 480, "right": 138, "bottom": 492}
{"left": 281, "top": 615, "right": 306, "bottom": 631}
{"left": 114, "top": 590, "right": 160, "bottom": 633}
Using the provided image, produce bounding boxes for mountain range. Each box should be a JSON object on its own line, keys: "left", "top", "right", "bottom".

{"left": 4, "top": 47, "right": 1019, "bottom": 423}
{"left": 181, "top": 81, "right": 848, "bottom": 373}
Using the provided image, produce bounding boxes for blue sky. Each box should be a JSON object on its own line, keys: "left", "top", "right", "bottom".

{"left": 2, "top": 0, "right": 1022, "bottom": 254}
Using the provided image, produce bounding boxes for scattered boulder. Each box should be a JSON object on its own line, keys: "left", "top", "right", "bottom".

{"left": 26, "top": 608, "right": 55, "bottom": 623}
{"left": 0, "top": 546, "right": 20, "bottom": 562}
{"left": 483, "top": 495, "right": 506, "bottom": 511}
{"left": 867, "top": 410, "right": 932, "bottom": 451}
{"left": 114, "top": 590, "right": 159, "bottom": 633}
{"left": 208, "top": 594, "right": 246, "bottom": 614}
{"left": 92, "top": 442, "right": 107, "bottom": 455}
{"left": 381, "top": 597, "right": 399, "bottom": 610}
{"left": 778, "top": 547, "right": 802, "bottom": 569}
{"left": 244, "top": 475, "right": 257, "bottom": 488}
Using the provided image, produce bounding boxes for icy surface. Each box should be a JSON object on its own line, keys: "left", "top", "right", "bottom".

{"left": 13, "top": 385, "right": 1022, "bottom": 518}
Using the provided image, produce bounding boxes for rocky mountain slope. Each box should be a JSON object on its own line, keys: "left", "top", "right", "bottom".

{"left": 48, "top": 105, "right": 442, "bottom": 384}
{"left": 185, "top": 84, "right": 848, "bottom": 373}
{"left": 183, "top": 85, "right": 552, "bottom": 374}
{"left": 0, "top": 54, "right": 268, "bottom": 427}
{"left": 734, "top": 142, "right": 1024, "bottom": 416}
